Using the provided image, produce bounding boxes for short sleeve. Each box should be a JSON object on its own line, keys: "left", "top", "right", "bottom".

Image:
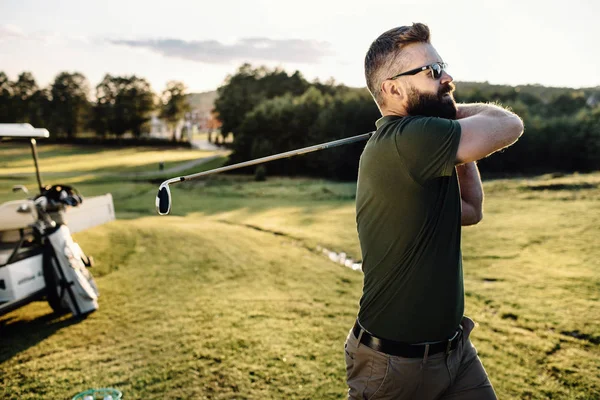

{"left": 394, "top": 117, "right": 461, "bottom": 184}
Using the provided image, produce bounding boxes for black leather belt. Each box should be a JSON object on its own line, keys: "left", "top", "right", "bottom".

{"left": 352, "top": 320, "right": 462, "bottom": 358}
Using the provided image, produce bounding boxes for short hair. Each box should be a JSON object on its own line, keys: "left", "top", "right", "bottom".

{"left": 364, "top": 23, "right": 431, "bottom": 107}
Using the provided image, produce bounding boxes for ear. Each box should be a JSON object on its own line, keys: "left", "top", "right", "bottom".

{"left": 381, "top": 79, "right": 405, "bottom": 103}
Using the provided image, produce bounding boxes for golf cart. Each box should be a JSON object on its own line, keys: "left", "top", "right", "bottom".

{"left": 0, "top": 124, "right": 115, "bottom": 317}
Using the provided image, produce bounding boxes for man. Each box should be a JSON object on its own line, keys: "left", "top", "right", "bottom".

{"left": 345, "top": 23, "right": 523, "bottom": 399}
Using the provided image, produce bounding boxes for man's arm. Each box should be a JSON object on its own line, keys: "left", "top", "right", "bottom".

{"left": 456, "top": 103, "right": 524, "bottom": 164}
{"left": 457, "top": 162, "right": 483, "bottom": 226}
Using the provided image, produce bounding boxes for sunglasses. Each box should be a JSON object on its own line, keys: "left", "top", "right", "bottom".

{"left": 388, "top": 62, "right": 448, "bottom": 80}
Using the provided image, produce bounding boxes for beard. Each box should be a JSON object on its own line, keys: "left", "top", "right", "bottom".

{"left": 405, "top": 82, "right": 457, "bottom": 120}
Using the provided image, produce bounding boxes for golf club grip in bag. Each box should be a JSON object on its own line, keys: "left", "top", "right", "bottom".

{"left": 40, "top": 184, "right": 83, "bottom": 207}
{"left": 44, "top": 225, "right": 99, "bottom": 316}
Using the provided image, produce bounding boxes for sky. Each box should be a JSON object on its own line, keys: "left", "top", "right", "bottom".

{"left": 1, "top": 0, "right": 598, "bottom": 94}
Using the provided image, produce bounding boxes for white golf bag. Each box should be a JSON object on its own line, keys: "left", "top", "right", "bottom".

{"left": 44, "top": 224, "right": 99, "bottom": 316}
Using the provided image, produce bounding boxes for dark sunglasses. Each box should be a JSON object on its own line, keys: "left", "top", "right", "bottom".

{"left": 388, "top": 62, "right": 448, "bottom": 80}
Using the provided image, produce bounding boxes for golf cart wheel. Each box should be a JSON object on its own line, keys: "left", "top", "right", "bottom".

{"left": 42, "top": 245, "right": 69, "bottom": 314}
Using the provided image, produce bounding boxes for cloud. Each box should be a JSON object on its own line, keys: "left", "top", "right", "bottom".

{"left": 109, "top": 37, "right": 332, "bottom": 64}
{"left": 0, "top": 24, "right": 26, "bottom": 40}
{"left": 0, "top": 25, "right": 87, "bottom": 45}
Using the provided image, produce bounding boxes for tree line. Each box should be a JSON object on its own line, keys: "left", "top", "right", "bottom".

{"left": 2, "top": 66, "right": 599, "bottom": 177}
{"left": 214, "top": 64, "right": 600, "bottom": 178}
{"left": 0, "top": 71, "right": 190, "bottom": 141}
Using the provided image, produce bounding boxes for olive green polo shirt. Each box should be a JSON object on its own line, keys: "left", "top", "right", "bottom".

{"left": 356, "top": 115, "right": 463, "bottom": 343}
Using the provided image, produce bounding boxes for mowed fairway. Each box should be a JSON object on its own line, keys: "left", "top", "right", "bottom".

{"left": 0, "top": 142, "right": 224, "bottom": 176}
{"left": 0, "top": 143, "right": 599, "bottom": 399}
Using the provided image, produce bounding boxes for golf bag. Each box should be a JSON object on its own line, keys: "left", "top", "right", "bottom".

{"left": 44, "top": 224, "right": 99, "bottom": 316}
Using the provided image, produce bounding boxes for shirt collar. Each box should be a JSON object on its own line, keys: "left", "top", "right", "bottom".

{"left": 375, "top": 115, "right": 403, "bottom": 129}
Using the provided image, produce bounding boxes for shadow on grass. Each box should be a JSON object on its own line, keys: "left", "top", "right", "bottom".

{"left": 522, "top": 183, "right": 598, "bottom": 191}
{"left": 0, "top": 309, "right": 88, "bottom": 363}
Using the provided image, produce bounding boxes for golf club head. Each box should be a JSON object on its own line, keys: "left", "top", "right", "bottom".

{"left": 156, "top": 183, "right": 172, "bottom": 215}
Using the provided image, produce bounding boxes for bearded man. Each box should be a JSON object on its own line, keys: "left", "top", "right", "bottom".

{"left": 345, "top": 23, "right": 523, "bottom": 399}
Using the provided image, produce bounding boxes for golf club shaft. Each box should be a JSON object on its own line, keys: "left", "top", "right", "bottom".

{"left": 168, "top": 131, "right": 374, "bottom": 184}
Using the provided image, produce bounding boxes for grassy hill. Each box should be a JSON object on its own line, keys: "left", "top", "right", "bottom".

{"left": 0, "top": 143, "right": 598, "bottom": 399}
{"left": 187, "top": 91, "right": 218, "bottom": 114}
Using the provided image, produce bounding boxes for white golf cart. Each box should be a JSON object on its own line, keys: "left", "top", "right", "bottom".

{"left": 0, "top": 124, "right": 115, "bottom": 317}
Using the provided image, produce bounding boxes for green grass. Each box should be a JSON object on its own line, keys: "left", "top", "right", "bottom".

{"left": 0, "top": 142, "right": 222, "bottom": 176}
{"left": 0, "top": 143, "right": 599, "bottom": 399}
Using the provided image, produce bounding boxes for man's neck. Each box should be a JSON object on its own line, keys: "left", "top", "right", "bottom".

{"left": 381, "top": 105, "right": 408, "bottom": 117}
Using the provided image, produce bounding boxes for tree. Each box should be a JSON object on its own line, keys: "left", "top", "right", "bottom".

{"left": 312, "top": 77, "right": 351, "bottom": 96}
{"left": 126, "top": 76, "right": 155, "bottom": 137}
{"left": 232, "top": 86, "right": 381, "bottom": 180}
{"left": 12, "top": 72, "right": 39, "bottom": 123}
{"left": 91, "top": 74, "right": 116, "bottom": 137}
{"left": 308, "top": 88, "right": 380, "bottom": 179}
{"left": 160, "top": 81, "right": 190, "bottom": 142}
{"left": 214, "top": 64, "right": 263, "bottom": 140}
{"left": 28, "top": 88, "right": 53, "bottom": 128}
{"left": 548, "top": 92, "right": 588, "bottom": 116}
{"left": 573, "top": 107, "right": 600, "bottom": 170}
{"left": 259, "top": 69, "right": 309, "bottom": 99}
{"left": 215, "top": 64, "right": 312, "bottom": 160}
{"left": 214, "top": 64, "right": 310, "bottom": 142}
{"left": 91, "top": 75, "right": 156, "bottom": 138}
{"left": 50, "top": 72, "right": 90, "bottom": 138}
{"left": 233, "top": 87, "right": 335, "bottom": 175}
{"left": 0, "top": 72, "right": 14, "bottom": 123}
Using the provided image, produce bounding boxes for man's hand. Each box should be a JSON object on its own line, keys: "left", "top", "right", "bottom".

{"left": 457, "top": 162, "right": 483, "bottom": 226}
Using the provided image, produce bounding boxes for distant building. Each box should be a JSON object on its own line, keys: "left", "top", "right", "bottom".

{"left": 146, "top": 91, "right": 220, "bottom": 141}
{"left": 147, "top": 115, "right": 191, "bottom": 141}
{"left": 185, "top": 109, "right": 212, "bottom": 131}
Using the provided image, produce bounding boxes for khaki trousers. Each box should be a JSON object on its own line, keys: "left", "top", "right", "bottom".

{"left": 344, "top": 317, "right": 497, "bottom": 400}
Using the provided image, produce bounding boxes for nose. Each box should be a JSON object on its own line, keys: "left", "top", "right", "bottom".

{"left": 440, "top": 70, "right": 453, "bottom": 84}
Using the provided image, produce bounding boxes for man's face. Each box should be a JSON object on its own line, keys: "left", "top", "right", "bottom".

{"left": 385, "top": 42, "right": 457, "bottom": 119}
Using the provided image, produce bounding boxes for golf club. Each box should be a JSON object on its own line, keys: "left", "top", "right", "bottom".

{"left": 155, "top": 131, "right": 374, "bottom": 215}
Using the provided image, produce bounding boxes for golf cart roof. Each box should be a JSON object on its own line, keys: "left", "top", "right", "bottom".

{"left": 0, "top": 124, "right": 50, "bottom": 139}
